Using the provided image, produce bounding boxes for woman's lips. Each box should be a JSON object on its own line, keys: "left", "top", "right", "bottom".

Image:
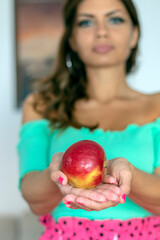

{"left": 93, "top": 45, "right": 113, "bottom": 54}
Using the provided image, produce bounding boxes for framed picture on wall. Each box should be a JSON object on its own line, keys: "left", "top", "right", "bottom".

{"left": 15, "top": 0, "right": 64, "bottom": 107}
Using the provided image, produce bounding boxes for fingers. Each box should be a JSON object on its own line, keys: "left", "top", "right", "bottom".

{"left": 96, "top": 184, "right": 122, "bottom": 202}
{"left": 95, "top": 189, "right": 119, "bottom": 202}
{"left": 63, "top": 194, "right": 117, "bottom": 212}
{"left": 63, "top": 194, "right": 92, "bottom": 211}
{"left": 50, "top": 152, "right": 68, "bottom": 185}
{"left": 75, "top": 196, "right": 118, "bottom": 211}
{"left": 103, "top": 175, "right": 119, "bottom": 185}
{"left": 62, "top": 189, "right": 120, "bottom": 211}
{"left": 50, "top": 170, "right": 68, "bottom": 185}
{"left": 68, "top": 182, "right": 121, "bottom": 203}
{"left": 59, "top": 177, "right": 122, "bottom": 211}
{"left": 63, "top": 194, "right": 78, "bottom": 209}
{"left": 70, "top": 187, "right": 107, "bottom": 202}
{"left": 50, "top": 152, "right": 64, "bottom": 170}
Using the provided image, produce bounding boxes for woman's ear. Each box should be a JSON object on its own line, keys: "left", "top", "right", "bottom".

{"left": 130, "top": 26, "right": 139, "bottom": 49}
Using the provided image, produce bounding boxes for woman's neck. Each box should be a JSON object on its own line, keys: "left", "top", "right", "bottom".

{"left": 85, "top": 65, "right": 132, "bottom": 103}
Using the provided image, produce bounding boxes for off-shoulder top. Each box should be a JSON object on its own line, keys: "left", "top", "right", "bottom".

{"left": 17, "top": 118, "right": 160, "bottom": 221}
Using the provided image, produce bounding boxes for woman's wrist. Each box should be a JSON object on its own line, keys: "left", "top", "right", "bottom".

{"left": 128, "top": 162, "right": 136, "bottom": 197}
{"left": 128, "top": 162, "right": 135, "bottom": 174}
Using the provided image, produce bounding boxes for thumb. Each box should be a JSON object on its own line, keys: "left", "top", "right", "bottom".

{"left": 103, "top": 175, "right": 119, "bottom": 185}
{"left": 50, "top": 152, "right": 68, "bottom": 185}
{"left": 50, "top": 170, "right": 68, "bottom": 186}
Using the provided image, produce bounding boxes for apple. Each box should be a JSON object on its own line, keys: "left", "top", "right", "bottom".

{"left": 61, "top": 140, "right": 106, "bottom": 189}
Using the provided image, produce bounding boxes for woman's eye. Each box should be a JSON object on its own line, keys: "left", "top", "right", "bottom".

{"left": 109, "top": 17, "right": 125, "bottom": 24}
{"left": 77, "top": 19, "right": 93, "bottom": 27}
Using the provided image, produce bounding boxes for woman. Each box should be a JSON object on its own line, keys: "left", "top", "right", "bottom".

{"left": 18, "top": 0, "right": 160, "bottom": 239}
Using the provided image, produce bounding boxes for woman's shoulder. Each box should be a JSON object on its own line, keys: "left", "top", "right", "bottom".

{"left": 146, "top": 92, "right": 160, "bottom": 113}
{"left": 128, "top": 90, "right": 160, "bottom": 125}
{"left": 22, "top": 93, "right": 45, "bottom": 124}
{"left": 141, "top": 92, "right": 160, "bottom": 121}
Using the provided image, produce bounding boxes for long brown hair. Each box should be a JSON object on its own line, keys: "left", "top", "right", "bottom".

{"left": 33, "top": 0, "right": 141, "bottom": 129}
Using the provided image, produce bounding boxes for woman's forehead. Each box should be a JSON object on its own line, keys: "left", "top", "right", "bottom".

{"left": 76, "top": 0, "right": 127, "bottom": 14}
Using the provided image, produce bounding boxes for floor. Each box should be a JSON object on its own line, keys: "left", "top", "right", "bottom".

{"left": 0, "top": 211, "right": 43, "bottom": 240}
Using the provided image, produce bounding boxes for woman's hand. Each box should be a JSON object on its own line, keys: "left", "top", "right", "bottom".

{"left": 105, "top": 157, "right": 133, "bottom": 203}
{"left": 49, "top": 153, "right": 122, "bottom": 211}
{"left": 64, "top": 157, "right": 133, "bottom": 211}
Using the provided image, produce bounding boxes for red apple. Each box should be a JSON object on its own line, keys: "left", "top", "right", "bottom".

{"left": 61, "top": 140, "right": 106, "bottom": 189}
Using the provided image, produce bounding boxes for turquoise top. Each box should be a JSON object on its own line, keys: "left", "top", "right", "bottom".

{"left": 17, "top": 118, "right": 160, "bottom": 221}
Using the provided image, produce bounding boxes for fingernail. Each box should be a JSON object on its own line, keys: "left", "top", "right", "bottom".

{"left": 77, "top": 201, "right": 83, "bottom": 205}
{"left": 65, "top": 201, "right": 71, "bottom": 205}
{"left": 58, "top": 176, "right": 64, "bottom": 185}
{"left": 65, "top": 204, "right": 72, "bottom": 208}
{"left": 122, "top": 194, "right": 126, "bottom": 203}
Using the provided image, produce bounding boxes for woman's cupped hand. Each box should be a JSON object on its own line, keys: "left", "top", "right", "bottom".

{"left": 49, "top": 153, "right": 133, "bottom": 211}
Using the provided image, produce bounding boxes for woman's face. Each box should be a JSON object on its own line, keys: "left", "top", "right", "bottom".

{"left": 69, "top": 0, "right": 138, "bottom": 69}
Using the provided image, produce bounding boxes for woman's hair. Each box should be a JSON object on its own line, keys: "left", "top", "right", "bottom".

{"left": 33, "top": 0, "right": 141, "bottom": 129}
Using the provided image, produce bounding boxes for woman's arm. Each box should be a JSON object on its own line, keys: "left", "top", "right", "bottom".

{"left": 106, "top": 158, "right": 160, "bottom": 215}
{"left": 129, "top": 96, "right": 160, "bottom": 214}
{"left": 21, "top": 169, "right": 63, "bottom": 216}
{"left": 20, "top": 94, "right": 63, "bottom": 215}
{"left": 22, "top": 94, "right": 44, "bottom": 124}
{"left": 128, "top": 165, "right": 160, "bottom": 215}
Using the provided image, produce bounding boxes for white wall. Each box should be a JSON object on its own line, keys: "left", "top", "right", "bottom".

{"left": 0, "top": 0, "right": 28, "bottom": 216}
{"left": 128, "top": 0, "right": 160, "bottom": 92}
{"left": 0, "top": 0, "right": 160, "bottom": 217}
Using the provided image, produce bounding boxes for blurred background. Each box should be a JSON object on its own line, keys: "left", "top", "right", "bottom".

{"left": 1, "top": 0, "right": 160, "bottom": 239}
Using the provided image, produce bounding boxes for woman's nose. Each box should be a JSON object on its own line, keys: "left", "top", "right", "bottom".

{"left": 96, "top": 23, "right": 109, "bottom": 38}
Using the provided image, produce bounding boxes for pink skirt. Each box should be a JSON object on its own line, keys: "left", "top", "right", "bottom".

{"left": 38, "top": 214, "right": 160, "bottom": 240}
